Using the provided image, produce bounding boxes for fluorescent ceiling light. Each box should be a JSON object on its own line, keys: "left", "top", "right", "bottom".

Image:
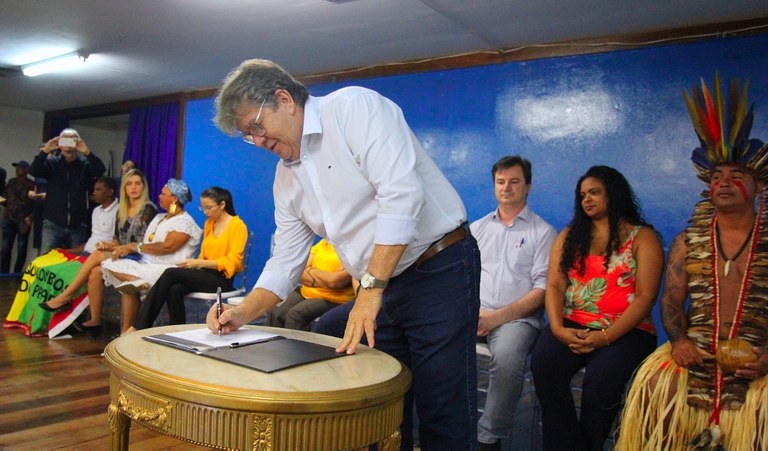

{"left": 21, "top": 51, "right": 88, "bottom": 77}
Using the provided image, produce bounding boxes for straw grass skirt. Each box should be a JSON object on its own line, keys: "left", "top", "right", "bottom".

{"left": 616, "top": 342, "right": 767, "bottom": 450}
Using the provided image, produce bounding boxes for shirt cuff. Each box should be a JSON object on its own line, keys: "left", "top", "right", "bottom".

{"left": 374, "top": 214, "right": 418, "bottom": 245}
{"left": 532, "top": 278, "right": 548, "bottom": 291}
{"left": 254, "top": 270, "right": 294, "bottom": 301}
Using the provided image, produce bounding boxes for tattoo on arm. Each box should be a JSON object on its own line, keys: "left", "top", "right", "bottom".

{"left": 661, "top": 233, "right": 688, "bottom": 342}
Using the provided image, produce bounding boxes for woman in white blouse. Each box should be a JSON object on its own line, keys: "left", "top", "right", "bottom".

{"left": 101, "top": 178, "right": 201, "bottom": 333}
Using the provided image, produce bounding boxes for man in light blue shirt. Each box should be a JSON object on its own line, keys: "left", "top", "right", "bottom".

{"left": 471, "top": 156, "right": 556, "bottom": 451}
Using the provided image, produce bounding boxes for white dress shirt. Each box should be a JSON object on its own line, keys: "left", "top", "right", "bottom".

{"left": 255, "top": 87, "right": 466, "bottom": 300}
{"left": 83, "top": 198, "right": 118, "bottom": 253}
{"left": 470, "top": 205, "right": 556, "bottom": 330}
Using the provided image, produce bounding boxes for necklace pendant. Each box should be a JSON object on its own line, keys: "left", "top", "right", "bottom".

{"left": 724, "top": 260, "right": 731, "bottom": 277}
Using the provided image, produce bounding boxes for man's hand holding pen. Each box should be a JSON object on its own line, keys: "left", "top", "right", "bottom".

{"left": 207, "top": 288, "right": 283, "bottom": 336}
{"left": 206, "top": 303, "right": 247, "bottom": 335}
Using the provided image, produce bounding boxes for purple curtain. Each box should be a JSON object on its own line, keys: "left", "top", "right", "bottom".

{"left": 124, "top": 103, "right": 179, "bottom": 206}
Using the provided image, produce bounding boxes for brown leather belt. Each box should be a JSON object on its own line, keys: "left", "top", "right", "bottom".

{"left": 415, "top": 225, "right": 468, "bottom": 266}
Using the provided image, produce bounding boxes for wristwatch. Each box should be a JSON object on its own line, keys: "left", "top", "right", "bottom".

{"left": 360, "top": 271, "right": 388, "bottom": 290}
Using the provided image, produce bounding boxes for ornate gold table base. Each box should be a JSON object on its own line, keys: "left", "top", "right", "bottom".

{"left": 104, "top": 326, "right": 410, "bottom": 451}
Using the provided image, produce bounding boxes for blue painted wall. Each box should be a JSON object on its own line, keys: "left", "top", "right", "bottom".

{"left": 182, "top": 34, "right": 768, "bottom": 343}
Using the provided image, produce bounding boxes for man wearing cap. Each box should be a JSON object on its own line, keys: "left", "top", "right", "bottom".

{"left": 1, "top": 160, "right": 36, "bottom": 273}
{"left": 208, "top": 59, "right": 481, "bottom": 450}
{"left": 30, "top": 128, "right": 106, "bottom": 254}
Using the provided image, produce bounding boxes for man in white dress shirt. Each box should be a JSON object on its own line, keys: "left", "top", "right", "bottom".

{"left": 208, "top": 59, "right": 481, "bottom": 450}
{"left": 472, "top": 156, "right": 556, "bottom": 451}
{"left": 70, "top": 176, "right": 118, "bottom": 255}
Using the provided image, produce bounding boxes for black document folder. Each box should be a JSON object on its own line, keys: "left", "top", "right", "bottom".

{"left": 143, "top": 328, "right": 346, "bottom": 373}
{"left": 204, "top": 338, "right": 347, "bottom": 373}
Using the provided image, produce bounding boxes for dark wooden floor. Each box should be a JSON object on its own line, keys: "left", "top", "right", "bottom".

{"left": 0, "top": 276, "right": 213, "bottom": 450}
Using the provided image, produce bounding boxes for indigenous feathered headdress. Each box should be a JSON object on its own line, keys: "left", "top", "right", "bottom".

{"left": 683, "top": 72, "right": 768, "bottom": 184}
{"left": 678, "top": 75, "right": 768, "bottom": 448}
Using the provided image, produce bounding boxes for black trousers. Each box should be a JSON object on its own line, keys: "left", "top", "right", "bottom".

{"left": 134, "top": 267, "right": 233, "bottom": 329}
{"left": 530, "top": 318, "right": 656, "bottom": 451}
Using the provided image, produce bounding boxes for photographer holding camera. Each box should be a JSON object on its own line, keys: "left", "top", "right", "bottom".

{"left": 30, "top": 128, "right": 106, "bottom": 254}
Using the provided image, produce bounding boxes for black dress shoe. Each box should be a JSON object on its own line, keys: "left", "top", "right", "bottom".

{"left": 72, "top": 321, "right": 103, "bottom": 338}
{"left": 39, "top": 300, "right": 72, "bottom": 313}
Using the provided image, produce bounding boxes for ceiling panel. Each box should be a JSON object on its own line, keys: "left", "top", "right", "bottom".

{"left": 0, "top": 0, "right": 766, "bottom": 112}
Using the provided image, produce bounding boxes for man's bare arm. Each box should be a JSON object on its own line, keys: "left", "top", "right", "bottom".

{"left": 338, "top": 244, "right": 406, "bottom": 354}
{"left": 661, "top": 231, "right": 689, "bottom": 342}
{"left": 477, "top": 288, "right": 545, "bottom": 336}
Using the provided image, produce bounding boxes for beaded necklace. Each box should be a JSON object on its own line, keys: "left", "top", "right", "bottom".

{"left": 704, "top": 203, "right": 762, "bottom": 439}
{"left": 148, "top": 210, "right": 182, "bottom": 242}
{"left": 714, "top": 222, "right": 754, "bottom": 277}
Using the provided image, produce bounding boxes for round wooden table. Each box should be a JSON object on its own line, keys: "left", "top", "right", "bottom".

{"left": 103, "top": 324, "right": 411, "bottom": 450}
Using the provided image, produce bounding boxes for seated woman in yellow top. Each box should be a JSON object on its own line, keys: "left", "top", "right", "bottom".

{"left": 268, "top": 238, "right": 354, "bottom": 331}
{"left": 130, "top": 187, "right": 248, "bottom": 330}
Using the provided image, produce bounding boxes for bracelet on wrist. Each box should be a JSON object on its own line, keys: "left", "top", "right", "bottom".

{"left": 601, "top": 329, "right": 611, "bottom": 346}
{"left": 136, "top": 242, "right": 143, "bottom": 254}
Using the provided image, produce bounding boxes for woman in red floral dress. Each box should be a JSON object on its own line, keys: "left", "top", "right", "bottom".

{"left": 531, "top": 165, "right": 664, "bottom": 451}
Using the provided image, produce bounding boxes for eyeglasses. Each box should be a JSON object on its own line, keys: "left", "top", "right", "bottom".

{"left": 199, "top": 204, "right": 219, "bottom": 212}
{"left": 242, "top": 97, "right": 268, "bottom": 145}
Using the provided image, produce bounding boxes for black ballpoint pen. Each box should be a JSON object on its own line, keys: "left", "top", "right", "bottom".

{"left": 216, "top": 286, "right": 222, "bottom": 338}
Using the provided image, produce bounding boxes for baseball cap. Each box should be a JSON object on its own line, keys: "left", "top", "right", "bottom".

{"left": 12, "top": 160, "right": 30, "bottom": 169}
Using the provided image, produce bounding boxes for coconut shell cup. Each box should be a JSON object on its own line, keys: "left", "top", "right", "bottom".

{"left": 716, "top": 338, "right": 758, "bottom": 374}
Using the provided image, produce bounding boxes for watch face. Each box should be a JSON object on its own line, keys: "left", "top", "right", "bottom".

{"left": 361, "top": 272, "right": 386, "bottom": 289}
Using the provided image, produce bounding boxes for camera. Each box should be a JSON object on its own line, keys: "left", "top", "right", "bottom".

{"left": 58, "top": 137, "right": 77, "bottom": 148}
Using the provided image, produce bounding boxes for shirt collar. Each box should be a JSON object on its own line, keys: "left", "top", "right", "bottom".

{"left": 493, "top": 204, "right": 532, "bottom": 224}
{"left": 100, "top": 198, "right": 118, "bottom": 212}
{"left": 282, "top": 95, "right": 321, "bottom": 168}
{"left": 302, "top": 96, "right": 322, "bottom": 137}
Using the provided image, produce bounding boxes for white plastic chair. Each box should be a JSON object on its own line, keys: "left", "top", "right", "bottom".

{"left": 184, "top": 231, "right": 254, "bottom": 304}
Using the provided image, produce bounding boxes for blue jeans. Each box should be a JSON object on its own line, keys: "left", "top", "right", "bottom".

{"left": 315, "top": 229, "right": 481, "bottom": 451}
{"left": 1, "top": 218, "right": 31, "bottom": 273}
{"left": 478, "top": 321, "right": 539, "bottom": 444}
{"left": 40, "top": 220, "right": 88, "bottom": 255}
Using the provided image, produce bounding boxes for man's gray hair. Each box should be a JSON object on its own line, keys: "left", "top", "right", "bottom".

{"left": 214, "top": 59, "right": 309, "bottom": 135}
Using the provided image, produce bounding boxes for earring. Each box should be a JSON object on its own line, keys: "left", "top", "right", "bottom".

{"left": 169, "top": 202, "right": 178, "bottom": 214}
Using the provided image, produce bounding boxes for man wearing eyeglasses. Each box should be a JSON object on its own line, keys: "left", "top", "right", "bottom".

{"left": 209, "top": 59, "right": 481, "bottom": 451}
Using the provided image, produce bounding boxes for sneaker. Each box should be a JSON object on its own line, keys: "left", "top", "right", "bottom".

{"left": 116, "top": 279, "right": 149, "bottom": 296}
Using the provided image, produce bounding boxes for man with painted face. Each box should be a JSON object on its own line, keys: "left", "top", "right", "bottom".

{"left": 618, "top": 75, "right": 768, "bottom": 450}
{"left": 30, "top": 128, "right": 106, "bottom": 254}
{"left": 208, "top": 59, "right": 480, "bottom": 450}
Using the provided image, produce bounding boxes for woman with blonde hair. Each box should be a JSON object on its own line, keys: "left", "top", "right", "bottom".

{"left": 41, "top": 169, "right": 157, "bottom": 336}
{"left": 101, "top": 178, "right": 201, "bottom": 333}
